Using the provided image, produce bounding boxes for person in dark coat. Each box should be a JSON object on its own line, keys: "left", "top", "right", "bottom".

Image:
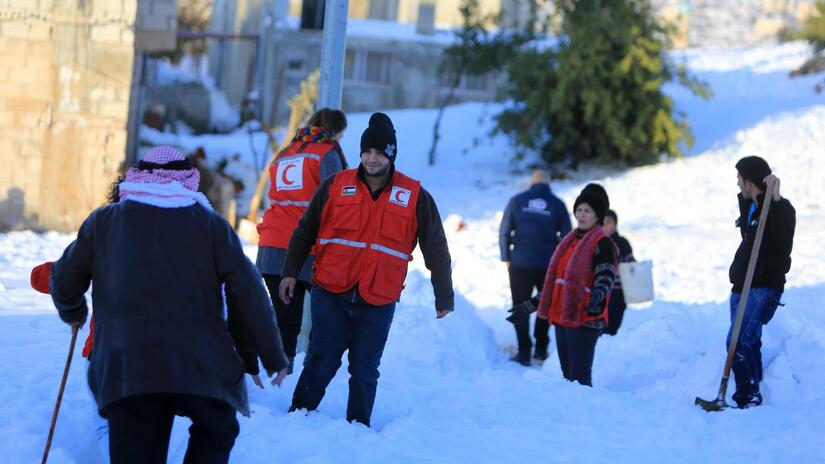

{"left": 500, "top": 169, "right": 571, "bottom": 365}
{"left": 535, "top": 183, "right": 617, "bottom": 386}
{"left": 725, "top": 156, "right": 795, "bottom": 408}
{"left": 603, "top": 209, "right": 635, "bottom": 336}
{"left": 50, "top": 146, "right": 289, "bottom": 464}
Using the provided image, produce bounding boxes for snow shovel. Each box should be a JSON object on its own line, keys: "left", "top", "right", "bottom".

{"left": 42, "top": 323, "right": 79, "bottom": 463}
{"left": 695, "top": 183, "right": 774, "bottom": 412}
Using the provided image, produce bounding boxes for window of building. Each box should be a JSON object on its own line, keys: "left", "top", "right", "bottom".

{"left": 344, "top": 49, "right": 393, "bottom": 85}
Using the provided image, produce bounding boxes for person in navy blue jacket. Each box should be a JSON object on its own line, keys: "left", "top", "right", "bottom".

{"left": 500, "top": 169, "right": 571, "bottom": 365}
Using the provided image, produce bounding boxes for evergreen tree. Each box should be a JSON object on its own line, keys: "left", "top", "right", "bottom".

{"left": 431, "top": 0, "right": 534, "bottom": 164}
{"left": 444, "top": 0, "right": 711, "bottom": 167}
{"left": 789, "top": 1, "right": 825, "bottom": 92}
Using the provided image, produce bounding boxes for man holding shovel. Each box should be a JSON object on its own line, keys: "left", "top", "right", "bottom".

{"left": 725, "top": 156, "right": 795, "bottom": 408}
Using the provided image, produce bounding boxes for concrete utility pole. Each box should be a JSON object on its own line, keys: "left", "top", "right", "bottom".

{"left": 316, "top": 0, "right": 349, "bottom": 109}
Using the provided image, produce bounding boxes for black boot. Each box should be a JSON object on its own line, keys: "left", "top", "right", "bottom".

{"left": 509, "top": 352, "right": 531, "bottom": 367}
{"left": 732, "top": 383, "right": 763, "bottom": 409}
{"left": 287, "top": 357, "right": 295, "bottom": 375}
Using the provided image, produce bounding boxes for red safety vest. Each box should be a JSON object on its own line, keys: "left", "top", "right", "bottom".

{"left": 313, "top": 169, "right": 421, "bottom": 306}
{"left": 548, "top": 235, "right": 611, "bottom": 328}
{"left": 258, "top": 141, "right": 342, "bottom": 249}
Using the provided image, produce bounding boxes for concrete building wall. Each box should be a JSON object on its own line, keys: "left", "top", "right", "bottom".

{"left": 261, "top": 29, "right": 497, "bottom": 127}
{"left": 209, "top": 0, "right": 265, "bottom": 106}
{"left": 0, "top": 0, "right": 176, "bottom": 231}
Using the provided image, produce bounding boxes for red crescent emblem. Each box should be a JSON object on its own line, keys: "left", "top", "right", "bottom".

{"left": 394, "top": 189, "right": 409, "bottom": 204}
{"left": 281, "top": 164, "right": 297, "bottom": 185}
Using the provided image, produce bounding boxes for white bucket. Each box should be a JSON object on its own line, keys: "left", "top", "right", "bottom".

{"left": 618, "top": 260, "right": 654, "bottom": 304}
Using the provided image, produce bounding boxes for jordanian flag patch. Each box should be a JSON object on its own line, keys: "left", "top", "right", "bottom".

{"left": 342, "top": 186, "right": 357, "bottom": 196}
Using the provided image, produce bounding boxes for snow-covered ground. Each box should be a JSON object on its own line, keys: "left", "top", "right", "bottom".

{"left": 2, "top": 42, "right": 825, "bottom": 463}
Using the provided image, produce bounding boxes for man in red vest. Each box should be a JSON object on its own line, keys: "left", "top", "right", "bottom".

{"left": 279, "top": 112, "right": 454, "bottom": 426}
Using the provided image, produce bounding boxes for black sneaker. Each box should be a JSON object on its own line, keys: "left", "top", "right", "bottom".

{"left": 509, "top": 353, "right": 531, "bottom": 367}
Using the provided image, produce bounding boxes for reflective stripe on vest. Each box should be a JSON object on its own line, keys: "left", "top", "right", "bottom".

{"left": 278, "top": 153, "right": 321, "bottom": 162}
{"left": 319, "top": 238, "right": 367, "bottom": 248}
{"left": 318, "top": 239, "right": 409, "bottom": 260}
{"left": 271, "top": 200, "right": 311, "bottom": 207}
{"left": 370, "top": 243, "right": 410, "bottom": 260}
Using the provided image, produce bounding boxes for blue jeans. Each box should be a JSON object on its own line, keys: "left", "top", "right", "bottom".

{"left": 726, "top": 288, "right": 782, "bottom": 394}
{"left": 291, "top": 287, "right": 395, "bottom": 426}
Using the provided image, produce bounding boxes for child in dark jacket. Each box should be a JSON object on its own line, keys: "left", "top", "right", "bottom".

{"left": 603, "top": 209, "right": 635, "bottom": 335}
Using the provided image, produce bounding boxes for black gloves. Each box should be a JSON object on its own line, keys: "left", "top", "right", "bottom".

{"left": 240, "top": 352, "right": 261, "bottom": 376}
{"left": 506, "top": 297, "right": 538, "bottom": 325}
{"left": 585, "top": 289, "right": 606, "bottom": 316}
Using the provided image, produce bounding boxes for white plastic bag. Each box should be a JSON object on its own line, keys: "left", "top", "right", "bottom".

{"left": 618, "top": 260, "right": 654, "bottom": 304}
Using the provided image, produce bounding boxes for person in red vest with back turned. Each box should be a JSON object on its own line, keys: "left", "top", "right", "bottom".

{"left": 278, "top": 112, "right": 454, "bottom": 427}
{"left": 257, "top": 108, "right": 348, "bottom": 374}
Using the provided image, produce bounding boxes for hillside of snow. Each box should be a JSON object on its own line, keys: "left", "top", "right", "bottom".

{"left": 2, "top": 42, "right": 825, "bottom": 463}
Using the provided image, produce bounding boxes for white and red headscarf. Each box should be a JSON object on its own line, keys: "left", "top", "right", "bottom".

{"left": 119, "top": 146, "right": 212, "bottom": 209}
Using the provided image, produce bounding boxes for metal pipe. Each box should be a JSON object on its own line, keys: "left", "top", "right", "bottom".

{"left": 317, "top": 0, "right": 349, "bottom": 109}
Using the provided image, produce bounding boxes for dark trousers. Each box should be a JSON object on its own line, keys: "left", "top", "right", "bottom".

{"left": 291, "top": 287, "right": 395, "bottom": 427}
{"left": 509, "top": 266, "right": 549, "bottom": 356}
{"left": 554, "top": 325, "right": 601, "bottom": 386}
{"left": 263, "top": 274, "right": 309, "bottom": 358}
{"left": 726, "top": 288, "right": 781, "bottom": 395}
{"left": 105, "top": 393, "right": 239, "bottom": 464}
{"left": 604, "top": 289, "right": 627, "bottom": 336}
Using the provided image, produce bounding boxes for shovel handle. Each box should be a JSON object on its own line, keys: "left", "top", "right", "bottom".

{"left": 717, "top": 183, "right": 775, "bottom": 400}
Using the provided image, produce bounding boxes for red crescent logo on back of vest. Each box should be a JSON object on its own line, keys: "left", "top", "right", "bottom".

{"left": 275, "top": 158, "right": 304, "bottom": 191}
{"left": 282, "top": 164, "right": 297, "bottom": 185}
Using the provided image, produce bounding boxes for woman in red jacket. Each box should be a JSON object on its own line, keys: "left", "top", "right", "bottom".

{"left": 256, "top": 108, "right": 348, "bottom": 373}
{"left": 536, "top": 183, "right": 617, "bottom": 386}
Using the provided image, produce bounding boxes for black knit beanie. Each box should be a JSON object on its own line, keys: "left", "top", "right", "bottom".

{"left": 360, "top": 113, "right": 397, "bottom": 162}
{"left": 573, "top": 183, "right": 610, "bottom": 224}
{"left": 735, "top": 156, "right": 771, "bottom": 191}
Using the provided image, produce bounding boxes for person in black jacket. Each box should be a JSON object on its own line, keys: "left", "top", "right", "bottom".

{"left": 603, "top": 209, "right": 635, "bottom": 336}
{"left": 499, "top": 170, "right": 571, "bottom": 365}
{"left": 725, "top": 156, "right": 795, "bottom": 408}
{"left": 50, "top": 146, "right": 289, "bottom": 463}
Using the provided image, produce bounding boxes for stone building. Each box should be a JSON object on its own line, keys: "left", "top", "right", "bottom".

{"left": 0, "top": 0, "right": 177, "bottom": 231}
{"left": 258, "top": 18, "right": 499, "bottom": 127}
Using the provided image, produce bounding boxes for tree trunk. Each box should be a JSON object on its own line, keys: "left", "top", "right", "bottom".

{"left": 428, "top": 80, "right": 458, "bottom": 166}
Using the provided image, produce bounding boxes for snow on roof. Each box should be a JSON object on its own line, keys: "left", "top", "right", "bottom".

{"left": 277, "top": 16, "right": 462, "bottom": 45}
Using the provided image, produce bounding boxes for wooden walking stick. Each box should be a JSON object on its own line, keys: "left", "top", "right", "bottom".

{"left": 695, "top": 181, "right": 775, "bottom": 412}
{"left": 42, "top": 323, "right": 79, "bottom": 463}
